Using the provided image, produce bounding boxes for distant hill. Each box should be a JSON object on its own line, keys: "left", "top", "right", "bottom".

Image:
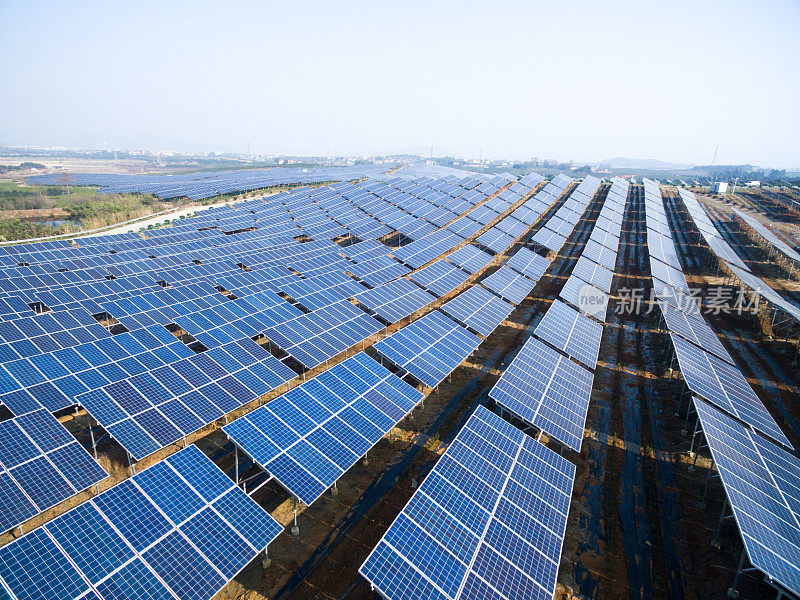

{"left": 598, "top": 157, "right": 694, "bottom": 170}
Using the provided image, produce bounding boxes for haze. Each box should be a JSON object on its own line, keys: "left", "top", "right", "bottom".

{"left": 1, "top": 0, "right": 798, "bottom": 168}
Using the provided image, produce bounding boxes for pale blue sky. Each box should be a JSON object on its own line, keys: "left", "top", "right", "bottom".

{"left": 1, "top": 0, "right": 798, "bottom": 168}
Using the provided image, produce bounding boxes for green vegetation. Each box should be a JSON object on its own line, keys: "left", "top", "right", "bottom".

{"left": 0, "top": 180, "right": 168, "bottom": 228}
{"left": 0, "top": 219, "right": 78, "bottom": 242}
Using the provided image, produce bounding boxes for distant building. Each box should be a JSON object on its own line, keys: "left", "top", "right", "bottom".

{"left": 745, "top": 180, "right": 761, "bottom": 187}
{"left": 711, "top": 181, "right": 728, "bottom": 194}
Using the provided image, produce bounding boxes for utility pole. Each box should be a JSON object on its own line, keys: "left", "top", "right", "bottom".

{"left": 711, "top": 144, "right": 719, "bottom": 181}
{"left": 731, "top": 177, "right": 739, "bottom": 196}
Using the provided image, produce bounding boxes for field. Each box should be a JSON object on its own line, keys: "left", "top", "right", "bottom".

{"left": 1, "top": 174, "right": 798, "bottom": 600}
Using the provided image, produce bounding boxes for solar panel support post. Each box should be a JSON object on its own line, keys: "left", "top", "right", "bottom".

{"left": 234, "top": 446, "right": 239, "bottom": 485}
{"left": 711, "top": 497, "right": 731, "bottom": 549}
{"left": 88, "top": 416, "right": 98, "bottom": 461}
{"left": 291, "top": 497, "right": 300, "bottom": 538}
{"left": 699, "top": 458, "right": 717, "bottom": 509}
{"left": 682, "top": 397, "right": 696, "bottom": 439}
{"left": 128, "top": 451, "right": 136, "bottom": 476}
{"left": 727, "top": 548, "right": 753, "bottom": 599}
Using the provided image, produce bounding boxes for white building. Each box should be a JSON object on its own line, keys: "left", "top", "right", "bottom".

{"left": 711, "top": 181, "right": 729, "bottom": 194}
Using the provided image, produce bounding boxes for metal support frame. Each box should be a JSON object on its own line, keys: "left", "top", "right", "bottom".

{"left": 711, "top": 497, "right": 734, "bottom": 549}
{"left": 726, "top": 547, "right": 759, "bottom": 599}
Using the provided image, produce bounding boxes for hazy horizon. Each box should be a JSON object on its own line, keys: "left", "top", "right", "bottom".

{"left": 2, "top": 1, "right": 799, "bottom": 169}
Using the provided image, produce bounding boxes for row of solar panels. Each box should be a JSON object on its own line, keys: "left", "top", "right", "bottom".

{"left": 642, "top": 178, "right": 800, "bottom": 598}
{"left": 676, "top": 190, "right": 800, "bottom": 327}
{"left": 648, "top": 182, "right": 792, "bottom": 448}
{"left": 489, "top": 178, "right": 626, "bottom": 453}
{"left": 356, "top": 177, "right": 613, "bottom": 600}
{"left": 24, "top": 164, "right": 393, "bottom": 200}
{"left": 557, "top": 177, "right": 628, "bottom": 316}
{"left": 733, "top": 207, "right": 800, "bottom": 265}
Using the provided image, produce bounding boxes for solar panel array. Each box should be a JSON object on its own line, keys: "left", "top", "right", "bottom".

{"left": 0, "top": 445, "right": 282, "bottom": 600}
{"left": 505, "top": 247, "right": 550, "bottom": 282}
{"left": 0, "top": 408, "right": 107, "bottom": 532}
{"left": 669, "top": 333, "right": 790, "bottom": 447}
{"left": 676, "top": 188, "right": 750, "bottom": 272}
{"left": 489, "top": 336, "right": 594, "bottom": 452}
{"left": 642, "top": 179, "right": 792, "bottom": 450}
{"left": 693, "top": 399, "right": 800, "bottom": 598}
{"left": 409, "top": 259, "right": 471, "bottom": 298}
{"left": 360, "top": 405, "right": 576, "bottom": 600}
{"left": 0, "top": 173, "right": 545, "bottom": 525}
{"left": 532, "top": 176, "right": 602, "bottom": 253}
{"left": 557, "top": 177, "right": 628, "bottom": 315}
{"left": 733, "top": 208, "right": 800, "bottom": 265}
{"left": 0, "top": 170, "right": 573, "bottom": 599}
{"left": 440, "top": 286, "right": 515, "bottom": 337}
{"left": 26, "top": 164, "right": 393, "bottom": 201}
{"left": 373, "top": 311, "right": 482, "bottom": 389}
{"left": 445, "top": 245, "right": 494, "bottom": 275}
{"left": 533, "top": 299, "right": 603, "bottom": 369}
{"left": 355, "top": 279, "right": 437, "bottom": 323}
{"left": 223, "top": 352, "right": 423, "bottom": 505}
{"left": 481, "top": 266, "right": 537, "bottom": 305}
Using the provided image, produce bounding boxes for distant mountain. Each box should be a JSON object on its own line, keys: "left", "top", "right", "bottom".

{"left": 598, "top": 157, "right": 694, "bottom": 171}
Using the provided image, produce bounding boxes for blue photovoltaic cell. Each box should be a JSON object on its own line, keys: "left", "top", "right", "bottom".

{"left": 440, "top": 286, "right": 514, "bottom": 337}
{"left": 481, "top": 266, "right": 536, "bottom": 305}
{"left": 489, "top": 336, "right": 593, "bottom": 452}
{"left": 0, "top": 445, "right": 283, "bottom": 600}
{"left": 694, "top": 399, "right": 800, "bottom": 597}
{"left": 372, "top": 311, "right": 482, "bottom": 388}
{"left": 360, "top": 406, "right": 576, "bottom": 600}
{"left": 224, "top": 352, "right": 422, "bottom": 505}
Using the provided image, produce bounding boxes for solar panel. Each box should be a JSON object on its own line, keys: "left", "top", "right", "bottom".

{"left": 0, "top": 445, "right": 282, "bottom": 600}
{"left": 0, "top": 409, "right": 107, "bottom": 532}
{"left": 657, "top": 300, "right": 733, "bottom": 364}
{"left": 476, "top": 228, "right": 516, "bottom": 254}
{"left": 571, "top": 255, "right": 614, "bottom": 294}
{"left": 734, "top": 208, "right": 800, "bottom": 264}
{"left": 669, "top": 333, "right": 791, "bottom": 448}
{"left": 531, "top": 227, "right": 567, "bottom": 253}
{"left": 440, "top": 286, "right": 515, "bottom": 337}
{"left": 373, "top": 311, "right": 482, "bottom": 388}
{"left": 223, "top": 352, "right": 422, "bottom": 505}
{"left": 649, "top": 256, "right": 690, "bottom": 294}
{"left": 409, "top": 259, "right": 470, "bottom": 297}
{"left": 482, "top": 266, "right": 537, "bottom": 305}
{"left": 534, "top": 299, "right": 603, "bottom": 368}
{"left": 505, "top": 247, "right": 550, "bottom": 282}
{"left": 694, "top": 399, "right": 800, "bottom": 597}
{"left": 355, "top": 279, "right": 437, "bottom": 322}
{"left": 559, "top": 274, "right": 610, "bottom": 320}
{"left": 446, "top": 245, "right": 494, "bottom": 274}
{"left": 489, "top": 337, "right": 594, "bottom": 451}
{"left": 581, "top": 239, "right": 618, "bottom": 271}
{"left": 360, "top": 405, "right": 576, "bottom": 600}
